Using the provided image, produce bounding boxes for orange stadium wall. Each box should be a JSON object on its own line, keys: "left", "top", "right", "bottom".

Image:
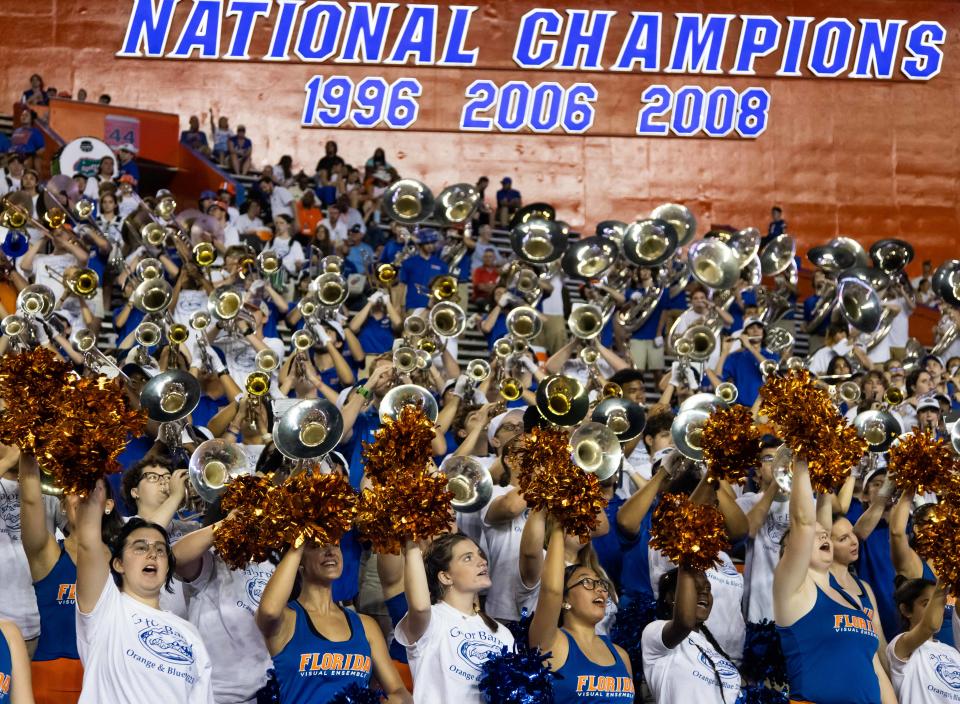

{"left": 3, "top": 0, "right": 960, "bottom": 278}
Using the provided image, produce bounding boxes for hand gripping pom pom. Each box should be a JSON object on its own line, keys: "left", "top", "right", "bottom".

{"left": 649, "top": 493, "right": 729, "bottom": 572}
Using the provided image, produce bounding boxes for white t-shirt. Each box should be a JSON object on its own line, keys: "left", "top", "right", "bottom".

{"left": 173, "top": 288, "right": 209, "bottom": 328}
{"left": 888, "top": 297, "right": 910, "bottom": 348}
{"left": 735, "top": 492, "right": 790, "bottom": 623}
{"left": 213, "top": 334, "right": 284, "bottom": 386}
{"left": 479, "top": 484, "right": 529, "bottom": 621}
{"left": 540, "top": 273, "right": 564, "bottom": 316}
{"left": 76, "top": 577, "right": 214, "bottom": 704}
{"left": 182, "top": 553, "right": 275, "bottom": 703}
{"left": 0, "top": 477, "right": 59, "bottom": 639}
{"left": 265, "top": 238, "right": 305, "bottom": 275}
{"left": 321, "top": 217, "right": 349, "bottom": 245}
{"left": 235, "top": 214, "right": 265, "bottom": 236}
{"left": 642, "top": 620, "right": 742, "bottom": 704}
{"left": 886, "top": 635, "right": 960, "bottom": 702}
{"left": 269, "top": 187, "right": 295, "bottom": 220}
{"left": 649, "top": 550, "right": 745, "bottom": 663}
{"left": 806, "top": 345, "right": 840, "bottom": 376}
{"left": 396, "top": 601, "right": 514, "bottom": 704}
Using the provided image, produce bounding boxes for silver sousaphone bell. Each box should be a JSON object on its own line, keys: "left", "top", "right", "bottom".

{"left": 932, "top": 260, "right": 960, "bottom": 309}
{"left": 688, "top": 239, "right": 740, "bottom": 290}
{"left": 853, "top": 409, "right": 902, "bottom": 452}
{"left": 381, "top": 179, "right": 435, "bottom": 225}
{"left": 188, "top": 439, "right": 251, "bottom": 504}
{"left": 440, "top": 456, "right": 493, "bottom": 513}
{"left": 837, "top": 276, "right": 882, "bottom": 333}
{"left": 650, "top": 203, "right": 697, "bottom": 247}
{"left": 621, "top": 219, "right": 678, "bottom": 267}
{"left": 140, "top": 370, "right": 201, "bottom": 422}
{"left": 274, "top": 399, "right": 344, "bottom": 460}
{"left": 569, "top": 421, "right": 623, "bottom": 481}
{"left": 671, "top": 407, "right": 710, "bottom": 460}
{"left": 591, "top": 398, "right": 646, "bottom": 442}
{"left": 433, "top": 183, "right": 480, "bottom": 225}
{"left": 759, "top": 234, "right": 797, "bottom": 276}
{"left": 509, "top": 217, "right": 568, "bottom": 264}
{"left": 568, "top": 303, "right": 605, "bottom": 340}
{"left": 560, "top": 236, "right": 618, "bottom": 279}
{"left": 680, "top": 392, "right": 729, "bottom": 414}
{"left": 869, "top": 239, "right": 914, "bottom": 276}
{"left": 379, "top": 384, "right": 439, "bottom": 423}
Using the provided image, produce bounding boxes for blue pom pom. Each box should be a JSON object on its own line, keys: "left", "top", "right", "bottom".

{"left": 737, "top": 683, "right": 789, "bottom": 704}
{"left": 505, "top": 607, "right": 533, "bottom": 647}
{"left": 742, "top": 620, "right": 787, "bottom": 686}
{"left": 610, "top": 592, "right": 656, "bottom": 684}
{"left": 328, "top": 682, "right": 385, "bottom": 704}
{"left": 479, "top": 641, "right": 555, "bottom": 704}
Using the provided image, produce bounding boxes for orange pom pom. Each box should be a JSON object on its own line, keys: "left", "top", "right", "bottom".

{"left": 888, "top": 431, "right": 958, "bottom": 496}
{"left": 649, "top": 493, "right": 729, "bottom": 571}
{"left": 361, "top": 404, "right": 435, "bottom": 484}
{"left": 701, "top": 405, "right": 762, "bottom": 485}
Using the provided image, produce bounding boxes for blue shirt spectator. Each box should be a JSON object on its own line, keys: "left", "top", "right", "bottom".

{"left": 399, "top": 230, "right": 448, "bottom": 310}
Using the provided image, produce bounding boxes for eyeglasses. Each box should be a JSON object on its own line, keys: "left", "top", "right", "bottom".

{"left": 140, "top": 472, "right": 171, "bottom": 485}
{"left": 760, "top": 454, "right": 776, "bottom": 463}
{"left": 567, "top": 576, "right": 611, "bottom": 594}
{"left": 498, "top": 422, "right": 524, "bottom": 435}
{"left": 125, "top": 540, "right": 169, "bottom": 559}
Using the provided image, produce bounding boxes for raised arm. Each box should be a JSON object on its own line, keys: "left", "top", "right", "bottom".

{"left": 617, "top": 466, "right": 667, "bottom": 537}
{"left": 743, "top": 481, "right": 778, "bottom": 538}
{"left": 519, "top": 510, "right": 546, "bottom": 588}
{"left": 172, "top": 522, "right": 216, "bottom": 582}
{"left": 889, "top": 490, "right": 923, "bottom": 579}
{"left": 528, "top": 524, "right": 565, "bottom": 652}
{"left": 773, "top": 457, "right": 815, "bottom": 616}
{"left": 399, "top": 541, "right": 432, "bottom": 644}
{"left": 255, "top": 545, "right": 301, "bottom": 654}
{"left": 16, "top": 453, "right": 60, "bottom": 580}
{"left": 853, "top": 475, "right": 893, "bottom": 541}
{"left": 894, "top": 578, "right": 946, "bottom": 661}
{"left": 483, "top": 486, "right": 527, "bottom": 525}
{"left": 76, "top": 479, "right": 111, "bottom": 613}
{"left": 660, "top": 566, "right": 701, "bottom": 649}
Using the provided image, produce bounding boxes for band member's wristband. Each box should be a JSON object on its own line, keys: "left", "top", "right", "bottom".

{"left": 356, "top": 386, "right": 371, "bottom": 400}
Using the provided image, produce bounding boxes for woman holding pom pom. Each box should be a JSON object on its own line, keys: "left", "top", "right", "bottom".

{"left": 17, "top": 453, "right": 123, "bottom": 704}
{"left": 396, "top": 534, "right": 514, "bottom": 703}
{"left": 74, "top": 479, "right": 214, "bottom": 703}
{"left": 528, "top": 522, "right": 634, "bottom": 702}
{"left": 773, "top": 455, "right": 897, "bottom": 704}
{"left": 255, "top": 542, "right": 411, "bottom": 703}
{"left": 887, "top": 576, "right": 960, "bottom": 702}
{"left": 642, "top": 566, "right": 741, "bottom": 703}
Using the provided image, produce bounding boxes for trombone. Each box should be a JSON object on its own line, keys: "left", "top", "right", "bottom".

{"left": 431, "top": 275, "right": 459, "bottom": 301}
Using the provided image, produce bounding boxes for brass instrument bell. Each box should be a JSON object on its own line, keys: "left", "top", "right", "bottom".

{"left": 140, "top": 370, "right": 201, "bottom": 422}
{"left": 193, "top": 242, "right": 217, "bottom": 267}
{"left": 168, "top": 323, "right": 189, "bottom": 345}
{"left": 274, "top": 398, "right": 344, "bottom": 460}
{"left": 376, "top": 263, "right": 398, "bottom": 287}
{"left": 509, "top": 202, "right": 556, "bottom": 228}
{"left": 131, "top": 278, "right": 173, "bottom": 314}
{"left": 258, "top": 250, "right": 281, "bottom": 275}
{"left": 2, "top": 314, "right": 27, "bottom": 338}
{"left": 869, "top": 239, "right": 914, "bottom": 275}
{"left": 568, "top": 304, "right": 604, "bottom": 340}
{"left": 381, "top": 179, "right": 435, "bottom": 225}
{"left": 650, "top": 203, "right": 697, "bottom": 247}
{"left": 207, "top": 288, "right": 242, "bottom": 321}
{"left": 188, "top": 439, "right": 250, "bottom": 504}
{"left": 715, "top": 382, "right": 738, "bottom": 404}
{"left": 320, "top": 255, "right": 344, "bottom": 275}
{"left": 932, "top": 260, "right": 960, "bottom": 308}
{"left": 560, "top": 236, "right": 618, "bottom": 279}
{"left": 404, "top": 315, "right": 428, "bottom": 338}
{"left": 671, "top": 407, "right": 710, "bottom": 460}
{"left": 591, "top": 398, "right": 646, "bottom": 441}
{"left": 688, "top": 239, "right": 740, "bottom": 290}
{"left": 135, "top": 321, "right": 162, "bottom": 347}
{"left": 759, "top": 234, "right": 797, "bottom": 276}
{"left": 679, "top": 392, "right": 729, "bottom": 414}
{"left": 16, "top": 284, "right": 56, "bottom": 318}
{"left": 853, "top": 409, "right": 901, "bottom": 452}
{"left": 137, "top": 258, "right": 164, "bottom": 280}
{"left": 292, "top": 329, "right": 314, "bottom": 352}
{"left": 380, "top": 384, "right": 439, "bottom": 423}
{"left": 808, "top": 244, "right": 856, "bottom": 274}
{"left": 440, "top": 456, "right": 493, "bottom": 513}
{"left": 570, "top": 421, "right": 623, "bottom": 481}
{"left": 506, "top": 306, "right": 542, "bottom": 340}
{"left": 429, "top": 301, "right": 466, "bottom": 338}
{"left": 535, "top": 374, "right": 589, "bottom": 427}
{"left": 393, "top": 346, "right": 418, "bottom": 375}
{"left": 434, "top": 183, "right": 480, "bottom": 225}
{"left": 314, "top": 273, "right": 348, "bottom": 308}
{"left": 837, "top": 276, "right": 882, "bottom": 333}
{"left": 189, "top": 311, "right": 211, "bottom": 331}
{"left": 45, "top": 266, "right": 101, "bottom": 299}
{"left": 297, "top": 294, "right": 319, "bottom": 319}
{"left": 509, "top": 218, "right": 568, "bottom": 264}
{"left": 255, "top": 348, "right": 280, "bottom": 373}
{"left": 621, "top": 219, "right": 678, "bottom": 267}
{"left": 466, "top": 359, "right": 491, "bottom": 382}
{"left": 837, "top": 380, "right": 862, "bottom": 405}
{"left": 245, "top": 371, "right": 270, "bottom": 396}
{"left": 493, "top": 337, "right": 514, "bottom": 359}
{"left": 430, "top": 274, "right": 459, "bottom": 301}
{"left": 156, "top": 193, "right": 178, "bottom": 220}
{"left": 579, "top": 346, "right": 599, "bottom": 366}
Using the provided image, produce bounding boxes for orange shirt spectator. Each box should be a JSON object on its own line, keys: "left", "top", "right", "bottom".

{"left": 295, "top": 191, "right": 322, "bottom": 243}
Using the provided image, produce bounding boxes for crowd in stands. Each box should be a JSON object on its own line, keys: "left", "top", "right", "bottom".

{"left": 1, "top": 74, "right": 960, "bottom": 704}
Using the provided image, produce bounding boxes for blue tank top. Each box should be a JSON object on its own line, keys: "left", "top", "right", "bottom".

{"left": 33, "top": 541, "right": 79, "bottom": 661}
{"left": 384, "top": 593, "right": 408, "bottom": 664}
{"left": 827, "top": 572, "right": 875, "bottom": 620}
{"left": 921, "top": 561, "right": 956, "bottom": 648}
{"left": 777, "top": 584, "right": 881, "bottom": 704}
{"left": 0, "top": 627, "right": 11, "bottom": 702}
{"left": 552, "top": 631, "right": 634, "bottom": 702}
{"left": 272, "top": 601, "right": 372, "bottom": 703}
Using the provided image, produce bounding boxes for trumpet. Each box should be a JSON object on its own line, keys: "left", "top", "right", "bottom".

{"left": 506, "top": 306, "right": 542, "bottom": 340}
{"left": 135, "top": 321, "right": 162, "bottom": 347}
{"left": 381, "top": 179, "right": 435, "bottom": 225}
{"left": 208, "top": 288, "right": 242, "bottom": 321}
{"left": 320, "top": 255, "right": 344, "bottom": 275}
{"left": 493, "top": 337, "right": 514, "bottom": 359}
{"left": 2, "top": 314, "right": 27, "bottom": 338}
{"left": 570, "top": 422, "right": 622, "bottom": 481}
{"left": 715, "top": 382, "right": 738, "bottom": 404}
{"left": 45, "top": 266, "right": 100, "bottom": 299}
{"left": 17, "top": 284, "right": 56, "bottom": 319}
{"left": 579, "top": 346, "right": 599, "bottom": 366}
{"left": 189, "top": 311, "right": 211, "bottom": 331}
{"left": 297, "top": 294, "right": 320, "bottom": 319}
{"left": 258, "top": 250, "right": 281, "bottom": 275}
{"left": 431, "top": 275, "right": 459, "bottom": 301}
{"left": 193, "top": 242, "right": 217, "bottom": 267}
{"left": 313, "top": 273, "right": 347, "bottom": 308}
{"left": 245, "top": 371, "right": 270, "bottom": 396}
{"left": 137, "top": 257, "right": 164, "bottom": 281}
{"left": 156, "top": 193, "right": 178, "bottom": 220}
{"left": 466, "top": 359, "right": 491, "bottom": 383}
{"left": 394, "top": 346, "right": 418, "bottom": 375}
{"left": 499, "top": 376, "right": 523, "bottom": 401}
{"left": 131, "top": 278, "right": 173, "bottom": 314}
{"left": 429, "top": 301, "right": 466, "bottom": 338}
{"left": 188, "top": 439, "right": 249, "bottom": 504}
{"left": 536, "top": 374, "right": 589, "bottom": 426}
{"left": 168, "top": 323, "right": 189, "bottom": 345}
{"left": 256, "top": 348, "right": 280, "bottom": 373}
{"left": 403, "top": 315, "right": 428, "bottom": 338}
{"left": 416, "top": 336, "right": 438, "bottom": 355}
{"left": 441, "top": 455, "right": 493, "bottom": 513}
{"left": 375, "top": 263, "right": 398, "bottom": 287}
{"left": 292, "top": 329, "right": 314, "bottom": 352}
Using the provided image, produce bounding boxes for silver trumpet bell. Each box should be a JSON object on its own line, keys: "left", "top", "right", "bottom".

{"left": 506, "top": 305, "right": 542, "bottom": 340}
{"left": 393, "top": 346, "right": 419, "bottom": 375}
{"left": 207, "top": 287, "right": 243, "bottom": 321}
{"left": 466, "top": 359, "right": 491, "bottom": 382}
{"left": 677, "top": 324, "right": 717, "bottom": 362}
{"left": 313, "top": 273, "right": 348, "bottom": 308}
{"left": 568, "top": 304, "right": 605, "bottom": 340}
{"left": 535, "top": 374, "right": 589, "bottom": 427}
{"left": 132, "top": 278, "right": 173, "bottom": 314}
{"left": 188, "top": 439, "right": 250, "bottom": 504}
{"left": 509, "top": 217, "right": 568, "bottom": 264}
{"left": 853, "top": 409, "right": 902, "bottom": 452}
{"left": 429, "top": 301, "right": 466, "bottom": 338}
{"left": 403, "top": 315, "right": 428, "bottom": 339}
{"left": 274, "top": 399, "right": 344, "bottom": 460}
{"left": 650, "top": 203, "right": 697, "bottom": 246}
{"left": 17, "top": 284, "right": 56, "bottom": 319}
{"left": 2, "top": 314, "right": 28, "bottom": 338}
{"left": 591, "top": 398, "right": 646, "bottom": 442}
{"left": 560, "top": 236, "right": 618, "bottom": 279}
{"left": 381, "top": 179, "right": 435, "bottom": 225}
{"left": 688, "top": 239, "right": 740, "bottom": 290}
{"left": 835, "top": 380, "right": 862, "bottom": 405}
{"left": 440, "top": 455, "right": 493, "bottom": 513}
{"left": 759, "top": 234, "right": 797, "bottom": 276}
{"left": 379, "top": 384, "right": 439, "bottom": 423}
{"left": 715, "top": 382, "right": 738, "bottom": 405}
{"left": 137, "top": 257, "right": 165, "bottom": 280}
{"left": 671, "top": 407, "right": 710, "bottom": 460}
{"left": 569, "top": 421, "right": 623, "bottom": 481}
{"left": 255, "top": 348, "right": 280, "bottom": 373}
{"left": 134, "top": 321, "right": 162, "bottom": 347}
{"left": 189, "top": 310, "right": 211, "bottom": 331}
{"left": 837, "top": 277, "right": 882, "bottom": 333}
{"left": 434, "top": 183, "right": 480, "bottom": 225}
{"left": 140, "top": 370, "right": 201, "bottom": 423}
{"left": 621, "top": 219, "right": 678, "bottom": 267}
